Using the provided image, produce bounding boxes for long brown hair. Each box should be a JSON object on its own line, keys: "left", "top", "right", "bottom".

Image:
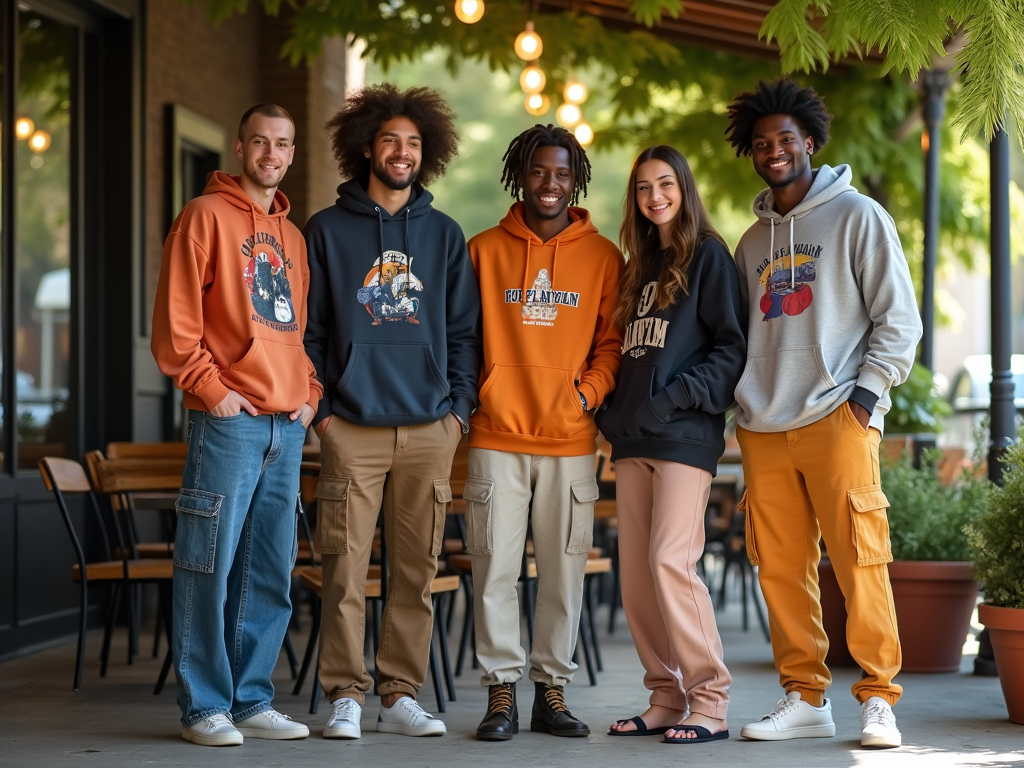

{"left": 614, "top": 146, "right": 725, "bottom": 328}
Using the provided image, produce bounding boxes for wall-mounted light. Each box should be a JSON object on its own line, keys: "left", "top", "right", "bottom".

{"left": 514, "top": 22, "right": 543, "bottom": 61}
{"left": 563, "top": 80, "right": 588, "bottom": 105}
{"left": 29, "top": 129, "right": 51, "bottom": 153}
{"left": 524, "top": 93, "right": 551, "bottom": 116}
{"left": 15, "top": 117, "right": 34, "bottom": 140}
{"left": 454, "top": 0, "right": 485, "bottom": 24}
{"left": 520, "top": 65, "right": 546, "bottom": 94}
{"left": 556, "top": 103, "right": 582, "bottom": 128}
{"left": 573, "top": 122, "right": 594, "bottom": 146}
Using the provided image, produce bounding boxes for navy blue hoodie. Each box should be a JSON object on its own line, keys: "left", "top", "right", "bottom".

{"left": 595, "top": 239, "right": 746, "bottom": 475}
{"left": 303, "top": 180, "right": 481, "bottom": 427}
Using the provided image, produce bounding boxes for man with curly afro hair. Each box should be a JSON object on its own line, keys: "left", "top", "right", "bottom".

{"left": 303, "top": 83, "right": 481, "bottom": 740}
{"left": 725, "top": 79, "right": 921, "bottom": 749}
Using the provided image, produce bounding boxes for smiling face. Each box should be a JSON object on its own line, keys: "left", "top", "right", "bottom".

{"left": 523, "top": 145, "right": 574, "bottom": 222}
{"left": 635, "top": 158, "right": 683, "bottom": 230}
{"left": 235, "top": 115, "right": 295, "bottom": 189}
{"left": 365, "top": 116, "right": 422, "bottom": 191}
{"left": 750, "top": 114, "right": 814, "bottom": 189}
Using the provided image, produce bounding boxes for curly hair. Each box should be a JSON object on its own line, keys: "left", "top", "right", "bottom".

{"left": 325, "top": 83, "right": 460, "bottom": 186}
{"left": 500, "top": 124, "right": 591, "bottom": 205}
{"left": 725, "top": 79, "right": 832, "bottom": 157}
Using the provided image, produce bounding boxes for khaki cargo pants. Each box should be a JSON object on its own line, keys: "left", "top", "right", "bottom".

{"left": 315, "top": 415, "right": 461, "bottom": 705}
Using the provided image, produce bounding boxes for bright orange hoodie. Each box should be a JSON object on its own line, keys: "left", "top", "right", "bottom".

{"left": 151, "top": 172, "right": 322, "bottom": 414}
{"left": 468, "top": 203, "right": 624, "bottom": 456}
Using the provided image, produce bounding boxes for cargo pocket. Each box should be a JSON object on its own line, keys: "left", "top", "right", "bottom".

{"left": 432, "top": 479, "right": 452, "bottom": 557}
{"left": 315, "top": 475, "right": 350, "bottom": 555}
{"left": 463, "top": 478, "right": 493, "bottom": 555}
{"left": 173, "top": 489, "right": 223, "bottom": 573}
{"left": 848, "top": 485, "right": 892, "bottom": 566}
{"left": 566, "top": 479, "right": 599, "bottom": 555}
{"left": 738, "top": 490, "right": 759, "bottom": 566}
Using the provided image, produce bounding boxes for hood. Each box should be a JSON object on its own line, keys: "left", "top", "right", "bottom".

{"left": 497, "top": 201, "right": 600, "bottom": 306}
{"left": 751, "top": 164, "right": 854, "bottom": 224}
{"left": 335, "top": 178, "right": 435, "bottom": 220}
{"left": 203, "top": 171, "right": 291, "bottom": 218}
{"left": 499, "top": 201, "right": 598, "bottom": 244}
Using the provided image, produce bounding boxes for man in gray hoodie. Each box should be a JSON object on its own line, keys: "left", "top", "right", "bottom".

{"left": 725, "top": 79, "right": 921, "bottom": 749}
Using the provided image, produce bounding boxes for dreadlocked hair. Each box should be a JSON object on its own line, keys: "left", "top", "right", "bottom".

{"left": 500, "top": 124, "right": 591, "bottom": 205}
{"left": 326, "top": 83, "right": 459, "bottom": 186}
{"left": 725, "top": 78, "right": 832, "bottom": 157}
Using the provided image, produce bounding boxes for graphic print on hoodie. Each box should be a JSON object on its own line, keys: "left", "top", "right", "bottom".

{"left": 733, "top": 164, "right": 922, "bottom": 434}
{"left": 303, "top": 180, "right": 481, "bottom": 428}
{"left": 151, "top": 172, "right": 322, "bottom": 415}
{"left": 468, "top": 202, "right": 623, "bottom": 457}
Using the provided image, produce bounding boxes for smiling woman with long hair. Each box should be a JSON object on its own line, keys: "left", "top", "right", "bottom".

{"left": 596, "top": 145, "right": 746, "bottom": 745}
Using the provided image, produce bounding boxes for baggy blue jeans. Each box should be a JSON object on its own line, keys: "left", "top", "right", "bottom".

{"left": 172, "top": 410, "right": 305, "bottom": 725}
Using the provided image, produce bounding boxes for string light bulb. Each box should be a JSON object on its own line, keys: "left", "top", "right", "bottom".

{"left": 524, "top": 93, "right": 551, "bottom": 116}
{"left": 514, "top": 22, "right": 543, "bottom": 61}
{"left": 556, "top": 103, "right": 582, "bottom": 128}
{"left": 519, "top": 65, "right": 546, "bottom": 94}
{"left": 454, "top": 0, "right": 485, "bottom": 24}
{"left": 573, "top": 122, "right": 594, "bottom": 146}
{"left": 15, "top": 118, "right": 34, "bottom": 139}
{"left": 29, "top": 129, "right": 51, "bottom": 153}
{"left": 563, "top": 80, "right": 588, "bottom": 105}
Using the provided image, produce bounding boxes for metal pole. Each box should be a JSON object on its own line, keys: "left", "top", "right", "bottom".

{"left": 920, "top": 70, "right": 946, "bottom": 370}
{"left": 988, "top": 124, "right": 1014, "bottom": 483}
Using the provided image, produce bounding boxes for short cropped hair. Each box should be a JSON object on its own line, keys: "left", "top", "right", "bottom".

{"left": 326, "top": 83, "right": 460, "bottom": 186}
{"left": 725, "top": 79, "right": 832, "bottom": 157}
{"left": 238, "top": 103, "right": 295, "bottom": 141}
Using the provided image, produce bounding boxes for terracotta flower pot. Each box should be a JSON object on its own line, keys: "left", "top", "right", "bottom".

{"left": 888, "top": 561, "right": 978, "bottom": 673}
{"left": 817, "top": 560, "right": 978, "bottom": 673}
{"left": 978, "top": 603, "right": 1024, "bottom": 725}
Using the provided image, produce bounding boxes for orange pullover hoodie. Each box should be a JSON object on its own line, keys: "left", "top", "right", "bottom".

{"left": 151, "top": 172, "right": 322, "bottom": 414}
{"left": 468, "top": 202, "right": 624, "bottom": 456}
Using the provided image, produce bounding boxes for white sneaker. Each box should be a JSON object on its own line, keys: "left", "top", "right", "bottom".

{"left": 233, "top": 708, "right": 309, "bottom": 740}
{"left": 324, "top": 697, "right": 362, "bottom": 739}
{"left": 861, "top": 697, "right": 901, "bottom": 748}
{"left": 740, "top": 691, "right": 836, "bottom": 741}
{"left": 376, "top": 696, "right": 447, "bottom": 737}
{"left": 181, "top": 713, "right": 243, "bottom": 746}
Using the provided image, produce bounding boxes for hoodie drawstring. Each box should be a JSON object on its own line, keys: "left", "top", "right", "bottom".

{"left": 521, "top": 239, "right": 533, "bottom": 304}
{"left": 768, "top": 219, "right": 775, "bottom": 276}
{"left": 374, "top": 205, "right": 413, "bottom": 285}
{"left": 789, "top": 217, "right": 795, "bottom": 291}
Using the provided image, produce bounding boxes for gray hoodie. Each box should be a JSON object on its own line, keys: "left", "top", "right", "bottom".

{"left": 733, "top": 164, "right": 922, "bottom": 433}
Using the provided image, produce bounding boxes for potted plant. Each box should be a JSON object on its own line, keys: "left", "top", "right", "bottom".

{"left": 881, "top": 361, "right": 952, "bottom": 463}
{"left": 819, "top": 446, "right": 987, "bottom": 672}
{"left": 968, "top": 439, "right": 1024, "bottom": 724}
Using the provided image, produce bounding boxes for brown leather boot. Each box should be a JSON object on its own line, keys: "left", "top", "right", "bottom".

{"left": 530, "top": 682, "right": 590, "bottom": 737}
{"left": 477, "top": 682, "right": 518, "bottom": 741}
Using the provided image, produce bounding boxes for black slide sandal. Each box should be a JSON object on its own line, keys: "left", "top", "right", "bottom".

{"left": 663, "top": 725, "right": 730, "bottom": 744}
{"left": 607, "top": 716, "right": 671, "bottom": 736}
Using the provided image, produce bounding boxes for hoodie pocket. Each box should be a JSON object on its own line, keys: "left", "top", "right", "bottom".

{"left": 595, "top": 365, "right": 656, "bottom": 439}
{"left": 734, "top": 346, "right": 837, "bottom": 426}
{"left": 336, "top": 341, "right": 448, "bottom": 421}
{"left": 220, "top": 337, "right": 311, "bottom": 413}
{"left": 476, "top": 364, "right": 584, "bottom": 439}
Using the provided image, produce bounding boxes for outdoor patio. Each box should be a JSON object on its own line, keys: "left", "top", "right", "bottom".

{"left": 2, "top": 596, "right": 1020, "bottom": 768}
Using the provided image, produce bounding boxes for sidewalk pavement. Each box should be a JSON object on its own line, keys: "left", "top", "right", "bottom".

{"left": 1, "top": 592, "right": 1021, "bottom": 768}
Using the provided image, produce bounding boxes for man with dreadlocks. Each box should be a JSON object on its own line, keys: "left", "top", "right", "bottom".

{"left": 464, "top": 124, "right": 623, "bottom": 741}
{"left": 303, "top": 83, "right": 481, "bottom": 740}
{"left": 725, "top": 79, "right": 920, "bottom": 749}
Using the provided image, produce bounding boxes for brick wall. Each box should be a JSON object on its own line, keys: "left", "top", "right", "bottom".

{"left": 143, "top": 1, "right": 351, "bottom": 326}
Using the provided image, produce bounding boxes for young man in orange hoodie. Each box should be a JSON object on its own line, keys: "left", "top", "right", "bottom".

{"left": 152, "top": 105, "right": 321, "bottom": 747}
{"left": 466, "top": 125, "right": 624, "bottom": 741}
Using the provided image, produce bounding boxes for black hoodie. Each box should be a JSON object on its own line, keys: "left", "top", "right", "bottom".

{"left": 303, "top": 180, "right": 481, "bottom": 427}
{"left": 595, "top": 239, "right": 746, "bottom": 475}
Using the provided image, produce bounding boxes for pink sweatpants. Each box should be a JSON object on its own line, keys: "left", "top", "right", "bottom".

{"left": 615, "top": 458, "right": 731, "bottom": 719}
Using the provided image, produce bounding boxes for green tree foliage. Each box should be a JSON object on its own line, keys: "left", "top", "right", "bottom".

{"left": 203, "top": 0, "right": 1024, "bottom": 145}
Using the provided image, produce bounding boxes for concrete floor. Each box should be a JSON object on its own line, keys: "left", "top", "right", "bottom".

{"left": 1, "top": 590, "right": 1022, "bottom": 768}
